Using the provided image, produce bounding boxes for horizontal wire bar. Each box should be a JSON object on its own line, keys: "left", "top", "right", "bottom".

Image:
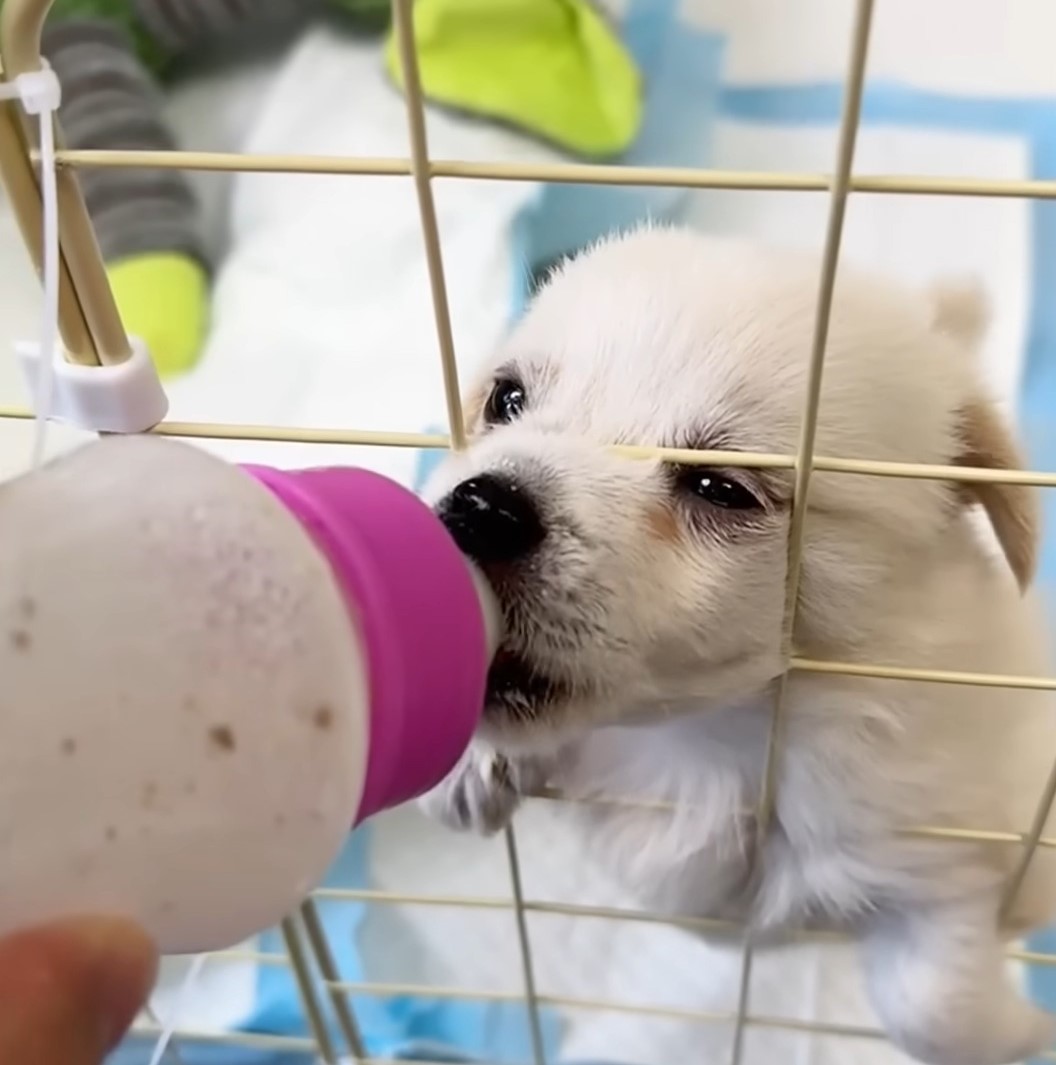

{"left": 328, "top": 980, "right": 765, "bottom": 1029}
{"left": 1014, "top": 950, "right": 1056, "bottom": 967}
{"left": 158, "top": 421, "right": 448, "bottom": 449}
{"left": 123, "top": 1020, "right": 1056, "bottom": 1062}
{"left": 129, "top": 1025, "right": 316, "bottom": 1051}
{"left": 907, "top": 824, "right": 1056, "bottom": 847}
{"left": 140, "top": 969, "right": 892, "bottom": 1040}
{"left": 0, "top": 407, "right": 449, "bottom": 448}
{"left": 791, "top": 656, "right": 1056, "bottom": 690}
{"left": 807, "top": 454, "right": 1056, "bottom": 486}
{"left": 525, "top": 788, "right": 1056, "bottom": 848}
{"left": 3, "top": 407, "right": 1055, "bottom": 487}
{"left": 50, "top": 149, "right": 1056, "bottom": 200}
{"left": 531, "top": 788, "right": 1056, "bottom": 848}
{"left": 540, "top": 999, "right": 886, "bottom": 1040}
{"left": 305, "top": 888, "right": 1056, "bottom": 966}
{"left": 202, "top": 934, "right": 1056, "bottom": 975}
{"left": 334, "top": 980, "right": 521, "bottom": 1004}
{"left": 135, "top": 984, "right": 890, "bottom": 1041}
{"left": 313, "top": 886, "right": 513, "bottom": 910}
{"left": 131, "top": 1023, "right": 511, "bottom": 1065}
{"left": 315, "top": 888, "right": 832, "bottom": 938}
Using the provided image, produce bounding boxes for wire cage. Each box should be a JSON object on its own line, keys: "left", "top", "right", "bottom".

{"left": 2, "top": 0, "right": 1056, "bottom": 1062}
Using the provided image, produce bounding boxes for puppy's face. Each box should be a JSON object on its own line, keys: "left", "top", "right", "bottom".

{"left": 425, "top": 229, "right": 1035, "bottom": 750}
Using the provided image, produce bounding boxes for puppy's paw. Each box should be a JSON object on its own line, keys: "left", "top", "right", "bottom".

{"left": 864, "top": 901, "right": 1056, "bottom": 1065}
{"left": 885, "top": 986, "right": 1054, "bottom": 1065}
{"left": 418, "top": 747, "right": 547, "bottom": 836}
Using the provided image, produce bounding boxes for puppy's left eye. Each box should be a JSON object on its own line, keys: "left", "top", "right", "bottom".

{"left": 675, "top": 468, "right": 761, "bottom": 510}
{"left": 484, "top": 377, "right": 527, "bottom": 425}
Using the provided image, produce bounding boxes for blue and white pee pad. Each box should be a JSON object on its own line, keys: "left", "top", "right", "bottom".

{"left": 106, "top": 1, "right": 1056, "bottom": 1063}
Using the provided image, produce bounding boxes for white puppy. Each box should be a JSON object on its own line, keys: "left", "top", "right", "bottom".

{"left": 419, "top": 227, "right": 1056, "bottom": 1065}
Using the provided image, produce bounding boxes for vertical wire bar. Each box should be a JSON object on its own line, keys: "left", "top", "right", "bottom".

{"left": 727, "top": 945, "right": 757, "bottom": 1065}
{"left": 1002, "top": 762, "right": 1056, "bottom": 916}
{"left": 280, "top": 916, "right": 338, "bottom": 1065}
{"left": 144, "top": 1003, "right": 187, "bottom": 1065}
{"left": 0, "top": 85, "right": 97, "bottom": 362}
{"left": 390, "top": 0, "right": 467, "bottom": 450}
{"left": 760, "top": 0, "right": 875, "bottom": 827}
{"left": 300, "top": 897, "right": 368, "bottom": 1061}
{"left": 1, "top": 0, "right": 132, "bottom": 363}
{"left": 728, "top": 1, "right": 876, "bottom": 1062}
{"left": 504, "top": 827, "right": 548, "bottom": 1065}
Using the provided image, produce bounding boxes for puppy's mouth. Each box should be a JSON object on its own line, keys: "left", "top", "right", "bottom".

{"left": 485, "top": 648, "right": 568, "bottom": 723}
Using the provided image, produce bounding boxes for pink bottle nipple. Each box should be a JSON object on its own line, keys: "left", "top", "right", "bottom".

{"left": 244, "top": 465, "right": 496, "bottom": 822}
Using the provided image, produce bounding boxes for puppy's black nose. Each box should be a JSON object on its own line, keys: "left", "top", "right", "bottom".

{"left": 439, "top": 475, "right": 545, "bottom": 564}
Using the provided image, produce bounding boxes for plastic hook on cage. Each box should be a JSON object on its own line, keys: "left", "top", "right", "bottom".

{"left": 0, "top": 62, "right": 167, "bottom": 463}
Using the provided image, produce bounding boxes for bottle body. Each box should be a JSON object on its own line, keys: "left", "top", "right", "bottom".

{"left": 0, "top": 436, "right": 494, "bottom": 954}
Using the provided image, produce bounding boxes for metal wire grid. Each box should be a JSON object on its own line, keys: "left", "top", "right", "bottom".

{"left": 2, "top": 0, "right": 1056, "bottom": 1061}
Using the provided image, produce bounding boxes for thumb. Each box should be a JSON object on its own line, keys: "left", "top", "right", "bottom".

{"left": 0, "top": 916, "right": 158, "bottom": 1065}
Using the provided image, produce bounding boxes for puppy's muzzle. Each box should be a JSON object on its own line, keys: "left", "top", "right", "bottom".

{"left": 438, "top": 474, "right": 546, "bottom": 565}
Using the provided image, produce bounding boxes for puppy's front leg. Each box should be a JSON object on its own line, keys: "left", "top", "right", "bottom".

{"left": 418, "top": 744, "right": 549, "bottom": 836}
{"left": 862, "top": 896, "right": 1054, "bottom": 1065}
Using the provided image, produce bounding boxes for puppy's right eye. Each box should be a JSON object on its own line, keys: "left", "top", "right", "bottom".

{"left": 674, "top": 467, "right": 761, "bottom": 510}
{"left": 484, "top": 378, "right": 527, "bottom": 425}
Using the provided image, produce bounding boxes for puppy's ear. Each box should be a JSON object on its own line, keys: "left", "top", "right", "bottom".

{"left": 953, "top": 395, "right": 1039, "bottom": 592}
{"left": 926, "top": 277, "right": 1038, "bottom": 590}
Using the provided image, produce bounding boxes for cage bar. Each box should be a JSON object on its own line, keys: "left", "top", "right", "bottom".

{"left": 729, "top": 1, "right": 876, "bottom": 1061}
{"left": 391, "top": 0, "right": 466, "bottom": 451}
{"left": 42, "top": 148, "right": 1056, "bottom": 201}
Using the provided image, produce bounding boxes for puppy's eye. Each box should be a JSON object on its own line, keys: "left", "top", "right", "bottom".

{"left": 676, "top": 468, "right": 761, "bottom": 510}
{"left": 484, "top": 378, "right": 527, "bottom": 425}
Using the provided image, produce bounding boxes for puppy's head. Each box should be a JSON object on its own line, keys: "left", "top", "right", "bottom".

{"left": 425, "top": 229, "right": 1037, "bottom": 749}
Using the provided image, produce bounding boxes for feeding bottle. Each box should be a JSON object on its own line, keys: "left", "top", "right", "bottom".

{"left": 0, "top": 434, "right": 499, "bottom": 954}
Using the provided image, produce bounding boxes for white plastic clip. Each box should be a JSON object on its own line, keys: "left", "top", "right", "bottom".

{"left": 0, "top": 65, "right": 60, "bottom": 111}
{"left": 8, "top": 67, "right": 61, "bottom": 114}
{"left": 17, "top": 335, "right": 169, "bottom": 434}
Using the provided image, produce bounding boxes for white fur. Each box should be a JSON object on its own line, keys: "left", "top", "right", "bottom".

{"left": 420, "top": 228, "right": 1056, "bottom": 1065}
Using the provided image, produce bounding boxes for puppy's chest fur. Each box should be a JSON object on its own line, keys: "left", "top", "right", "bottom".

{"left": 547, "top": 688, "right": 1003, "bottom": 936}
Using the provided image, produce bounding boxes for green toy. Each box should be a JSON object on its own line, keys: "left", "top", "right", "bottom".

{"left": 386, "top": 0, "right": 642, "bottom": 160}
{"left": 32, "top": 0, "right": 642, "bottom": 378}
